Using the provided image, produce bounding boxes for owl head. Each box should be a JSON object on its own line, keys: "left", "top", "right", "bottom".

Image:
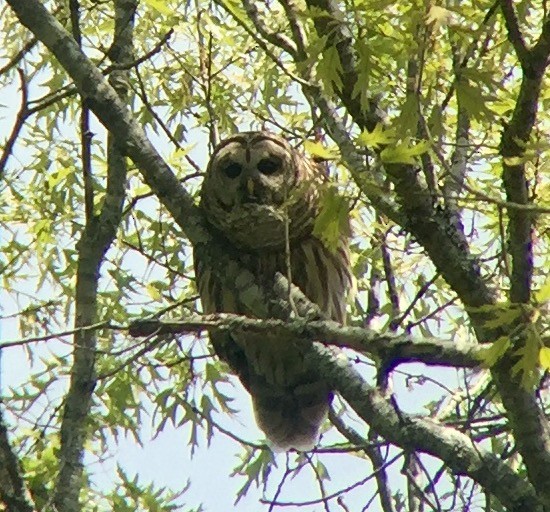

{"left": 200, "top": 132, "right": 323, "bottom": 250}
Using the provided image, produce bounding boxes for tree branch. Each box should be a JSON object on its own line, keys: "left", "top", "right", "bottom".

{"left": 304, "top": 0, "right": 380, "bottom": 131}
{"left": 0, "top": 68, "right": 29, "bottom": 179}
{"left": 0, "top": 409, "right": 34, "bottom": 512}
{"left": 499, "top": 0, "right": 530, "bottom": 67}
{"left": 494, "top": 7, "right": 550, "bottom": 505}
{"left": 240, "top": 0, "right": 298, "bottom": 58}
{"left": 53, "top": 1, "right": 136, "bottom": 509}
{"left": 498, "top": 44, "right": 546, "bottom": 303}
{"left": 329, "top": 409, "right": 397, "bottom": 512}
{"left": 442, "top": 53, "right": 470, "bottom": 234}
{"left": 299, "top": 4, "right": 498, "bottom": 332}
{"left": 308, "top": 91, "right": 497, "bottom": 322}
{"left": 128, "top": 312, "right": 481, "bottom": 369}
{"left": 310, "top": 344, "right": 543, "bottom": 512}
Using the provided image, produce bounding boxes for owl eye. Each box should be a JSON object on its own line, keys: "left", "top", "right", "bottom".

{"left": 257, "top": 156, "right": 282, "bottom": 175}
{"left": 221, "top": 162, "right": 242, "bottom": 179}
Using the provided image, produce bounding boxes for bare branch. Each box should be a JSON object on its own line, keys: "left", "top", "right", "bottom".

{"left": 0, "top": 409, "right": 35, "bottom": 512}
{"left": 312, "top": 344, "right": 543, "bottom": 512}
{"left": 0, "top": 69, "right": 29, "bottom": 178}
{"left": 329, "top": 409, "right": 397, "bottom": 512}
{"left": 128, "top": 312, "right": 481, "bottom": 368}
{"left": 499, "top": 0, "right": 530, "bottom": 67}
{"left": 0, "top": 37, "right": 37, "bottom": 75}
{"left": 0, "top": 321, "right": 115, "bottom": 348}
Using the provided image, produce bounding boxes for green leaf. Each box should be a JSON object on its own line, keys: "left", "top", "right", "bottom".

{"left": 539, "top": 347, "right": 550, "bottom": 371}
{"left": 303, "top": 140, "right": 339, "bottom": 160}
{"left": 456, "top": 78, "right": 492, "bottom": 119}
{"left": 478, "top": 336, "right": 511, "bottom": 367}
{"left": 426, "top": 5, "right": 453, "bottom": 30}
{"left": 146, "top": 283, "right": 162, "bottom": 300}
{"left": 313, "top": 186, "right": 349, "bottom": 252}
{"left": 356, "top": 124, "right": 396, "bottom": 149}
{"left": 317, "top": 45, "right": 343, "bottom": 92}
{"left": 482, "top": 305, "right": 523, "bottom": 329}
{"left": 380, "top": 139, "right": 430, "bottom": 164}
{"left": 535, "top": 278, "right": 550, "bottom": 303}
{"left": 396, "top": 95, "right": 419, "bottom": 138}
{"left": 143, "top": 0, "right": 173, "bottom": 15}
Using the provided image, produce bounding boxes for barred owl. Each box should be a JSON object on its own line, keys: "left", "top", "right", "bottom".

{"left": 194, "top": 131, "right": 352, "bottom": 450}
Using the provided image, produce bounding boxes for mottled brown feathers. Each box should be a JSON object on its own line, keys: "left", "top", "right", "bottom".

{"left": 194, "top": 131, "right": 352, "bottom": 450}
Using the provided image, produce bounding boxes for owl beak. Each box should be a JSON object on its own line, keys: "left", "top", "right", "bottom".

{"left": 246, "top": 178, "right": 255, "bottom": 196}
{"left": 241, "top": 177, "right": 264, "bottom": 204}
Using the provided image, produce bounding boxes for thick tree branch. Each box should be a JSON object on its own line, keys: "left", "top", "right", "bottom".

{"left": 499, "top": 0, "right": 550, "bottom": 304}
{"left": 499, "top": 0, "right": 530, "bottom": 67}
{"left": 128, "top": 313, "right": 481, "bottom": 369}
{"left": 308, "top": 92, "right": 497, "bottom": 319}
{"left": 498, "top": 28, "right": 546, "bottom": 303}
{"left": 53, "top": 1, "right": 136, "bottom": 510}
{"left": 304, "top": 0, "right": 380, "bottom": 131}
{"left": 288, "top": 7, "right": 496, "bottom": 323}
{"left": 310, "top": 344, "right": 543, "bottom": 512}
{"left": 494, "top": 6, "right": 550, "bottom": 506}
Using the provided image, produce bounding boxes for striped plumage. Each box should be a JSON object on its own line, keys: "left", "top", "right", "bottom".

{"left": 194, "top": 131, "right": 352, "bottom": 450}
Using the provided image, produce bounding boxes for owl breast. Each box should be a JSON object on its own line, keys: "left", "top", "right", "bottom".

{"left": 210, "top": 201, "right": 315, "bottom": 250}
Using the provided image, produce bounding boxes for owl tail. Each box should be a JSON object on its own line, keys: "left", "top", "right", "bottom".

{"left": 250, "top": 378, "right": 332, "bottom": 451}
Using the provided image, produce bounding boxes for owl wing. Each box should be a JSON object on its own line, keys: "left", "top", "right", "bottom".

{"left": 193, "top": 251, "right": 249, "bottom": 387}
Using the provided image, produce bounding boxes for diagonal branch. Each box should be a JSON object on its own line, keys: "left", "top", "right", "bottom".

{"left": 240, "top": 0, "right": 298, "bottom": 58}
{"left": 310, "top": 343, "right": 543, "bottom": 512}
{"left": 499, "top": 0, "right": 530, "bottom": 67}
{"left": 308, "top": 92, "right": 497, "bottom": 321}
{"left": 292, "top": 4, "right": 497, "bottom": 335}
{"left": 304, "top": 0, "right": 380, "bottom": 131}
{"left": 0, "top": 69, "right": 29, "bottom": 179}
{"left": 329, "top": 410, "right": 397, "bottom": 512}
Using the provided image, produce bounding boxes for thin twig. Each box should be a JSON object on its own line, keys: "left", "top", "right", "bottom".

{"left": 0, "top": 69, "right": 28, "bottom": 177}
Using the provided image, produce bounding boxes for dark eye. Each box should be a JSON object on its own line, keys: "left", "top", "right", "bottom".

{"left": 257, "top": 156, "right": 282, "bottom": 175}
{"left": 221, "top": 162, "right": 242, "bottom": 179}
